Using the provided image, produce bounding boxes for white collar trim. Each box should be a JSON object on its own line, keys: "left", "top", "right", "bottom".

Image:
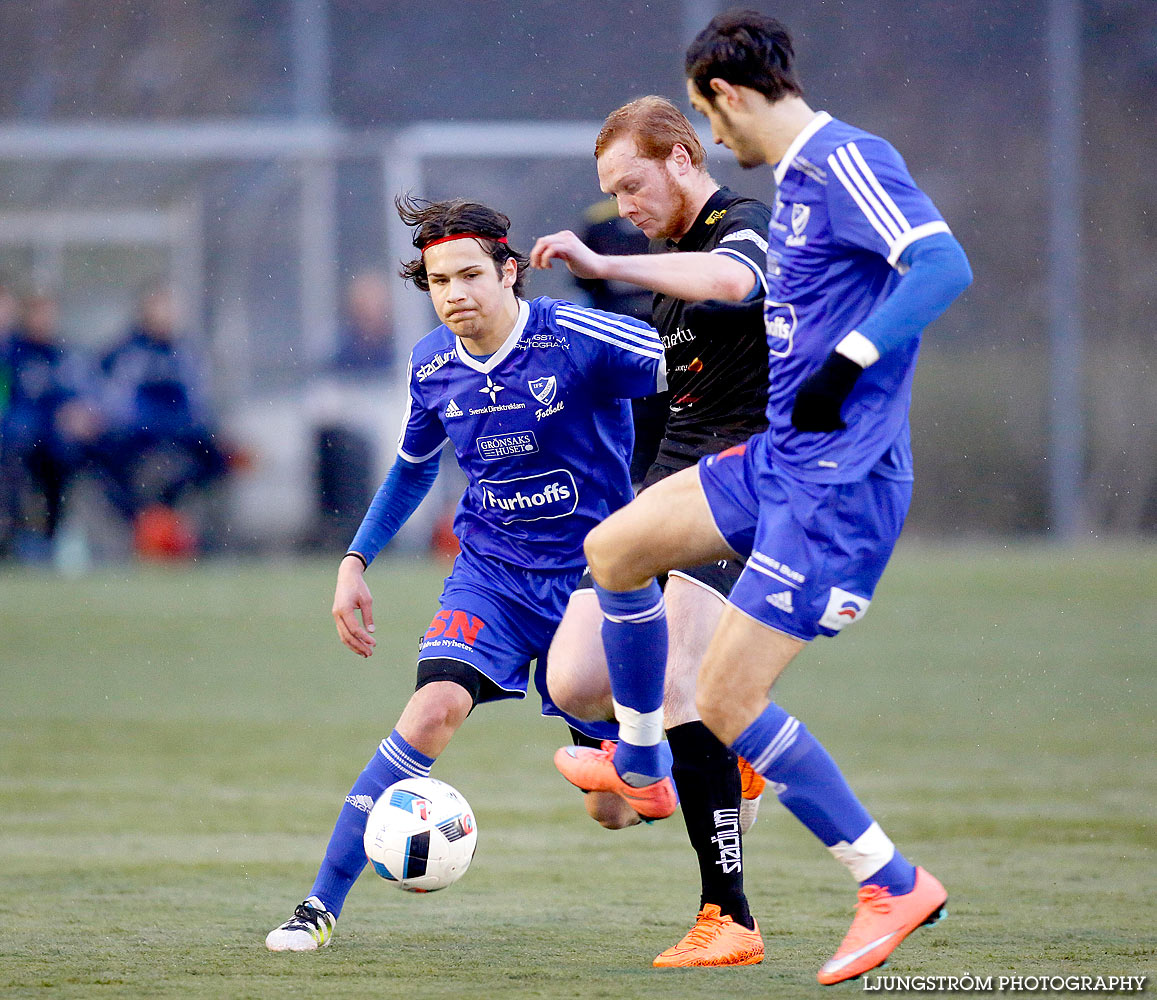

{"left": 454, "top": 298, "right": 529, "bottom": 374}
{"left": 774, "top": 111, "right": 833, "bottom": 186}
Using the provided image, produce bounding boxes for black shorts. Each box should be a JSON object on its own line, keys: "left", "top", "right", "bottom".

{"left": 575, "top": 558, "right": 741, "bottom": 601}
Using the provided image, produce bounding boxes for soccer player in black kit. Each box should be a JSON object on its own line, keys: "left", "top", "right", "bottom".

{"left": 531, "top": 95, "right": 772, "bottom": 967}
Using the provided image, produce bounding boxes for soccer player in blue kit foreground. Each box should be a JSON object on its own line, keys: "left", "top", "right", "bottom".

{"left": 266, "top": 195, "right": 667, "bottom": 951}
{"left": 554, "top": 9, "right": 973, "bottom": 984}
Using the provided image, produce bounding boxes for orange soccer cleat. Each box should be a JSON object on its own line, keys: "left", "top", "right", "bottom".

{"left": 736, "top": 755, "right": 766, "bottom": 833}
{"left": 554, "top": 741, "right": 677, "bottom": 820}
{"left": 653, "top": 904, "right": 765, "bottom": 968}
{"left": 816, "top": 866, "right": 947, "bottom": 985}
{"left": 737, "top": 755, "right": 766, "bottom": 800}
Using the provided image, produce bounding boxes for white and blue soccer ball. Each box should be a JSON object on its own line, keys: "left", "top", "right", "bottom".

{"left": 363, "top": 777, "right": 477, "bottom": 892}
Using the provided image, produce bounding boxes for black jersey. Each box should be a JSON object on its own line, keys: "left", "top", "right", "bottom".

{"left": 647, "top": 187, "right": 772, "bottom": 468}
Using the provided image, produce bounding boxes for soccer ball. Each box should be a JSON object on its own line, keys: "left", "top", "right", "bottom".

{"left": 363, "top": 777, "right": 477, "bottom": 892}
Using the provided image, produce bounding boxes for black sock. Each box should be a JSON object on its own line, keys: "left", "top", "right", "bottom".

{"left": 667, "top": 721, "right": 753, "bottom": 930}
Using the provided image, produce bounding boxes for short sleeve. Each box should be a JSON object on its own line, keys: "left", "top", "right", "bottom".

{"left": 395, "top": 354, "right": 448, "bottom": 463}
{"left": 552, "top": 302, "right": 668, "bottom": 399}
{"left": 711, "top": 203, "right": 772, "bottom": 294}
{"left": 825, "top": 137, "right": 950, "bottom": 268}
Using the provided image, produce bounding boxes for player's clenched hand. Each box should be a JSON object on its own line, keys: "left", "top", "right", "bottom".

{"left": 529, "top": 230, "right": 605, "bottom": 279}
{"left": 333, "top": 555, "right": 376, "bottom": 657}
{"left": 790, "top": 351, "right": 864, "bottom": 432}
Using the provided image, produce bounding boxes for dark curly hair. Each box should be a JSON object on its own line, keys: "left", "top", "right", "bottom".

{"left": 395, "top": 193, "right": 530, "bottom": 296}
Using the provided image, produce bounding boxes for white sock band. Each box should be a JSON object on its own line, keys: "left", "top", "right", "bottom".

{"left": 612, "top": 699, "right": 664, "bottom": 746}
{"left": 827, "top": 821, "right": 896, "bottom": 882}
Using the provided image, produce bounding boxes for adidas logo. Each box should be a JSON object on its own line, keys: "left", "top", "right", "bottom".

{"left": 445, "top": 398, "right": 463, "bottom": 418}
{"left": 766, "top": 590, "right": 794, "bottom": 613}
{"left": 345, "top": 794, "right": 375, "bottom": 814}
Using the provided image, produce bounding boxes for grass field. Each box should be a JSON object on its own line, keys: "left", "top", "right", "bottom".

{"left": 1, "top": 544, "right": 1154, "bottom": 998}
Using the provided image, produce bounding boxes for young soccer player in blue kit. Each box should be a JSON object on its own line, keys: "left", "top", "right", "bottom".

{"left": 266, "top": 195, "right": 666, "bottom": 951}
{"left": 555, "top": 10, "right": 973, "bottom": 984}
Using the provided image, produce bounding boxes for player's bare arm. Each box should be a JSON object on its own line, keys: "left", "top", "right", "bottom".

{"left": 531, "top": 229, "right": 755, "bottom": 302}
{"left": 333, "top": 553, "right": 376, "bottom": 657}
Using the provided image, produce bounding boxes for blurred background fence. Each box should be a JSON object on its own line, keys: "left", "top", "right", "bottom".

{"left": 0, "top": 0, "right": 1153, "bottom": 561}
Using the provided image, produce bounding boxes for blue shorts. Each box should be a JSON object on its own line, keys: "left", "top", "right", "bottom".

{"left": 418, "top": 546, "right": 618, "bottom": 741}
{"left": 698, "top": 434, "right": 912, "bottom": 641}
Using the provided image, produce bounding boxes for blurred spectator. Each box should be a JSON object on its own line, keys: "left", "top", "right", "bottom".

{"left": 573, "top": 199, "right": 668, "bottom": 486}
{"left": 96, "top": 283, "right": 228, "bottom": 558}
{"left": 309, "top": 270, "right": 398, "bottom": 550}
{"left": 330, "top": 269, "right": 396, "bottom": 374}
{"left": 0, "top": 292, "right": 102, "bottom": 561}
{"left": 0, "top": 282, "right": 17, "bottom": 338}
{"left": 0, "top": 280, "right": 17, "bottom": 412}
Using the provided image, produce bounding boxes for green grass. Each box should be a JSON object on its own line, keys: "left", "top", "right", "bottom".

{"left": 1, "top": 544, "right": 1154, "bottom": 998}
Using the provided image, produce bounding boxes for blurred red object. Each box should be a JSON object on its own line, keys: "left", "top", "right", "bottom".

{"left": 134, "top": 505, "right": 197, "bottom": 560}
{"left": 430, "top": 511, "right": 459, "bottom": 559}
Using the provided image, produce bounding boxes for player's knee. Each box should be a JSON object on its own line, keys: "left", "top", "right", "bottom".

{"left": 584, "top": 520, "right": 636, "bottom": 590}
{"left": 546, "top": 663, "right": 604, "bottom": 721}
{"left": 408, "top": 682, "right": 472, "bottom": 733}
{"left": 695, "top": 684, "right": 740, "bottom": 746}
{"left": 582, "top": 522, "right": 615, "bottom": 584}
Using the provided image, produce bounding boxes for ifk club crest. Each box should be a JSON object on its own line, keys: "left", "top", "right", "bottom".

{"left": 791, "top": 202, "right": 810, "bottom": 236}
{"left": 528, "top": 375, "right": 557, "bottom": 406}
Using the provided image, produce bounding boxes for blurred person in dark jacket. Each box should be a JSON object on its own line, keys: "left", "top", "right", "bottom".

{"left": 330, "top": 270, "right": 396, "bottom": 374}
{"left": 0, "top": 291, "right": 101, "bottom": 560}
{"left": 309, "top": 270, "right": 398, "bottom": 550}
{"left": 96, "top": 283, "right": 228, "bottom": 557}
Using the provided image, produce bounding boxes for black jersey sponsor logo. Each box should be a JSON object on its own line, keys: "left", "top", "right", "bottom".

{"left": 662, "top": 326, "right": 696, "bottom": 350}
{"left": 704, "top": 209, "right": 728, "bottom": 225}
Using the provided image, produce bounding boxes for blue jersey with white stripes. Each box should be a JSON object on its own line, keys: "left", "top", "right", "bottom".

{"left": 397, "top": 296, "right": 667, "bottom": 570}
{"left": 764, "top": 112, "right": 951, "bottom": 483}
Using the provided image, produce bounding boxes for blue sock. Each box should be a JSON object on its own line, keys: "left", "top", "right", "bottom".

{"left": 593, "top": 580, "right": 668, "bottom": 785}
{"left": 309, "top": 730, "right": 435, "bottom": 916}
{"left": 732, "top": 703, "right": 916, "bottom": 896}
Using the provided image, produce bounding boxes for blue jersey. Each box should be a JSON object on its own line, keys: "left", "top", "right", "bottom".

{"left": 397, "top": 296, "right": 666, "bottom": 570}
{"left": 763, "top": 112, "right": 952, "bottom": 483}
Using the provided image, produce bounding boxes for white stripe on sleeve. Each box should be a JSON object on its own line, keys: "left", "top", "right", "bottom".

{"left": 832, "top": 146, "right": 903, "bottom": 242}
{"left": 556, "top": 305, "right": 663, "bottom": 351}
{"left": 847, "top": 142, "right": 911, "bottom": 234}
{"left": 555, "top": 317, "right": 664, "bottom": 361}
{"left": 828, "top": 152, "right": 897, "bottom": 249}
